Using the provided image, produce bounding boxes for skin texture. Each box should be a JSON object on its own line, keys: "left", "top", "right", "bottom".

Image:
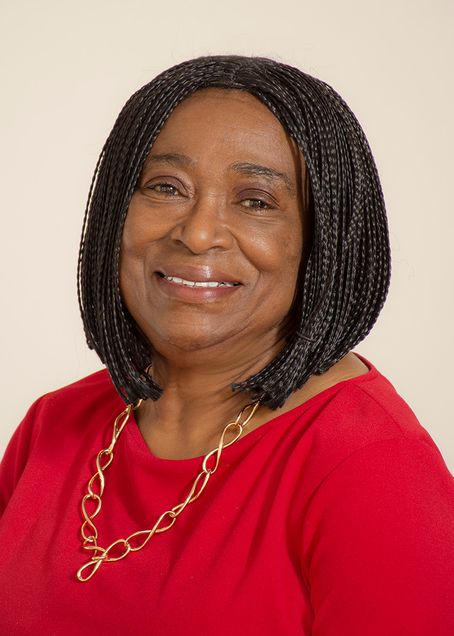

{"left": 120, "top": 89, "right": 368, "bottom": 459}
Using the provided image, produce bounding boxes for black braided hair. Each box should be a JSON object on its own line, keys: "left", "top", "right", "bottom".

{"left": 77, "top": 55, "right": 391, "bottom": 409}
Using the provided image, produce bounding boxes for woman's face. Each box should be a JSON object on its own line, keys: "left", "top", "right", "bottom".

{"left": 120, "top": 88, "right": 306, "bottom": 359}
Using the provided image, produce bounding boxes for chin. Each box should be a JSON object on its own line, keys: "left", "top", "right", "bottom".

{"left": 150, "top": 328, "right": 236, "bottom": 354}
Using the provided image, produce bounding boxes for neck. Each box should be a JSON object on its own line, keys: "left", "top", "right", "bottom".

{"left": 136, "top": 336, "right": 284, "bottom": 457}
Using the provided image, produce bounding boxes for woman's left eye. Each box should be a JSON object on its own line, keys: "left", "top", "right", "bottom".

{"left": 242, "top": 198, "right": 273, "bottom": 209}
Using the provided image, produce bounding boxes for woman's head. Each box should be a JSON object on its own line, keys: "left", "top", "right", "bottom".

{"left": 78, "top": 55, "right": 391, "bottom": 408}
{"left": 120, "top": 88, "right": 307, "bottom": 376}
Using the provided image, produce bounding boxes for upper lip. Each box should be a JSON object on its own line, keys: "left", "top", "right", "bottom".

{"left": 156, "top": 265, "right": 242, "bottom": 284}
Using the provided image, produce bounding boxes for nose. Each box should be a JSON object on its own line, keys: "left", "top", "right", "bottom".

{"left": 169, "top": 195, "right": 234, "bottom": 254}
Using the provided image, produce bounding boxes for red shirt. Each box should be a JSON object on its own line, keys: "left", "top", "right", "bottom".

{"left": 1, "top": 353, "right": 453, "bottom": 635}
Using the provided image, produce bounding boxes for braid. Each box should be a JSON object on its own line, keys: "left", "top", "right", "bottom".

{"left": 78, "top": 55, "right": 391, "bottom": 409}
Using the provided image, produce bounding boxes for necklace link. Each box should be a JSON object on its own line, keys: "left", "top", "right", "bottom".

{"left": 76, "top": 400, "right": 260, "bottom": 582}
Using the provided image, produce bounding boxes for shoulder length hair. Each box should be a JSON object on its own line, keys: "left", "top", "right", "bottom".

{"left": 78, "top": 55, "right": 391, "bottom": 409}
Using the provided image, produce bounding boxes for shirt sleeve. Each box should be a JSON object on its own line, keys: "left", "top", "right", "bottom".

{"left": 0, "top": 397, "right": 44, "bottom": 518}
{"left": 301, "top": 435, "right": 454, "bottom": 635}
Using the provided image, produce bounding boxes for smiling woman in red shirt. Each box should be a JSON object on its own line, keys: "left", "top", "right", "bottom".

{"left": 1, "top": 55, "right": 453, "bottom": 635}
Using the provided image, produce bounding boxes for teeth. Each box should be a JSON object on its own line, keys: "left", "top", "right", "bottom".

{"left": 164, "top": 275, "right": 236, "bottom": 288}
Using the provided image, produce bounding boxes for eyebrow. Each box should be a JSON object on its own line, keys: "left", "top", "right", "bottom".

{"left": 145, "top": 152, "right": 193, "bottom": 167}
{"left": 144, "top": 153, "right": 296, "bottom": 194}
{"left": 230, "top": 161, "right": 295, "bottom": 194}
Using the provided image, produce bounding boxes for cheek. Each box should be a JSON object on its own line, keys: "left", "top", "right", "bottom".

{"left": 240, "top": 219, "right": 303, "bottom": 328}
{"left": 119, "top": 205, "right": 153, "bottom": 306}
{"left": 121, "top": 199, "right": 153, "bottom": 256}
{"left": 119, "top": 222, "right": 140, "bottom": 287}
{"left": 248, "top": 221, "right": 303, "bottom": 284}
{"left": 120, "top": 196, "right": 168, "bottom": 278}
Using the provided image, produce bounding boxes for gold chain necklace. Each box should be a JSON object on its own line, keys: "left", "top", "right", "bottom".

{"left": 76, "top": 399, "right": 260, "bottom": 582}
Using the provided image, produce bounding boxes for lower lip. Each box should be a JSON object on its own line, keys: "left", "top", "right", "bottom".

{"left": 155, "top": 274, "right": 241, "bottom": 302}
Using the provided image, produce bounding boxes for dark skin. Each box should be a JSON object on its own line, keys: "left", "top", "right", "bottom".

{"left": 120, "top": 88, "right": 368, "bottom": 460}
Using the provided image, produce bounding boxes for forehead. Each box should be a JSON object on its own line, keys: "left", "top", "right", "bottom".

{"left": 165, "top": 87, "right": 279, "bottom": 122}
{"left": 145, "top": 88, "right": 304, "bottom": 179}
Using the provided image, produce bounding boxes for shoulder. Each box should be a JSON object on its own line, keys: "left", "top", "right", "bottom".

{"left": 299, "top": 380, "right": 454, "bottom": 633}
{"left": 0, "top": 369, "right": 121, "bottom": 514}
{"left": 290, "top": 356, "right": 448, "bottom": 490}
{"left": 310, "top": 352, "right": 435, "bottom": 446}
{"left": 18, "top": 368, "right": 124, "bottom": 445}
{"left": 38, "top": 368, "right": 119, "bottom": 411}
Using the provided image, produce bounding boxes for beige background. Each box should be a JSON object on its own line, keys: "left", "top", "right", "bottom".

{"left": 1, "top": 0, "right": 453, "bottom": 471}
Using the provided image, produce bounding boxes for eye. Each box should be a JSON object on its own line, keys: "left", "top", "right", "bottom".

{"left": 241, "top": 198, "right": 273, "bottom": 210}
{"left": 146, "top": 182, "right": 180, "bottom": 196}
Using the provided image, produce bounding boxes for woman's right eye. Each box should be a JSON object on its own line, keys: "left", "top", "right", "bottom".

{"left": 146, "top": 183, "right": 179, "bottom": 196}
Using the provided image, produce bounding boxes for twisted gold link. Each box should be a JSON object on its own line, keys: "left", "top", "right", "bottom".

{"left": 76, "top": 399, "right": 260, "bottom": 582}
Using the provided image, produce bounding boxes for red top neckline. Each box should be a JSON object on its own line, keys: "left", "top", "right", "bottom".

{"left": 126, "top": 351, "right": 377, "bottom": 464}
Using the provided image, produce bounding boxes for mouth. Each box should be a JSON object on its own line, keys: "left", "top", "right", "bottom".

{"left": 154, "top": 268, "right": 242, "bottom": 303}
{"left": 157, "top": 273, "right": 240, "bottom": 289}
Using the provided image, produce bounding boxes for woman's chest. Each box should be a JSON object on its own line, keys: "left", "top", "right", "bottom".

{"left": 0, "top": 440, "right": 314, "bottom": 634}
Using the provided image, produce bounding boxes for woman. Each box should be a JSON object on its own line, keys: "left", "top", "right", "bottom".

{"left": 0, "top": 55, "right": 453, "bottom": 634}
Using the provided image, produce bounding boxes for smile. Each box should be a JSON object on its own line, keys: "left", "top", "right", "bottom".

{"left": 155, "top": 271, "right": 242, "bottom": 303}
{"left": 162, "top": 275, "right": 239, "bottom": 288}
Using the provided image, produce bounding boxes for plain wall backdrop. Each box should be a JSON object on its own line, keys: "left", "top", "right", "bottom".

{"left": 1, "top": 0, "right": 453, "bottom": 471}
